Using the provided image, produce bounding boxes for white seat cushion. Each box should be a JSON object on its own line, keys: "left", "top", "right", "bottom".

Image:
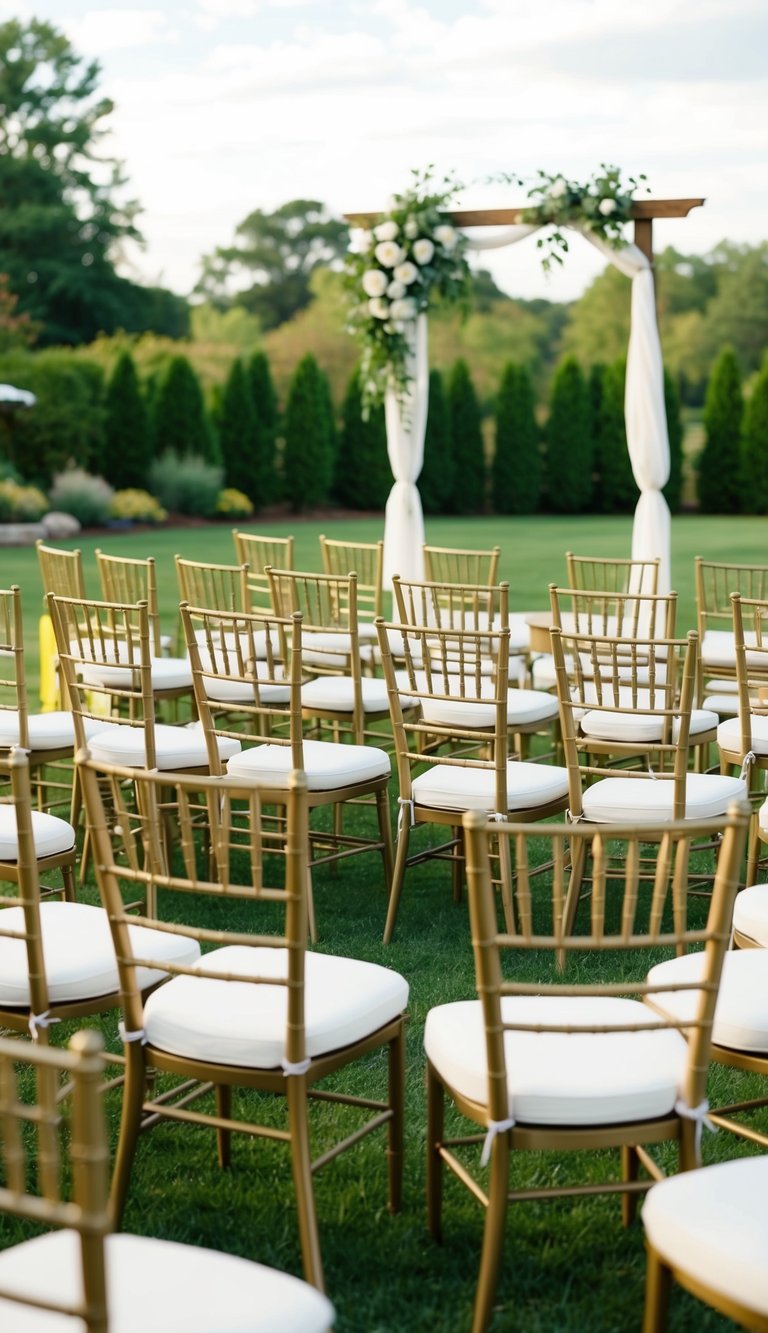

{"left": 80, "top": 654, "right": 193, "bottom": 692}
{"left": 702, "top": 629, "right": 766, "bottom": 670}
{"left": 196, "top": 653, "right": 290, "bottom": 705}
{"left": 0, "top": 901, "right": 201, "bottom": 1005}
{"left": 194, "top": 625, "right": 270, "bottom": 659}
{"left": 227, "top": 737, "right": 390, "bottom": 791}
{"left": 733, "top": 885, "right": 768, "bottom": 945}
{"left": 143, "top": 944, "right": 408, "bottom": 1068}
{"left": 424, "top": 996, "right": 688, "bottom": 1125}
{"left": 642, "top": 1156, "right": 768, "bottom": 1318}
{"left": 580, "top": 706, "right": 717, "bottom": 744}
{"left": 760, "top": 797, "right": 768, "bottom": 834}
{"left": 394, "top": 672, "right": 557, "bottom": 730}
{"left": 580, "top": 773, "right": 747, "bottom": 824}
{"left": 0, "top": 711, "right": 104, "bottom": 752}
{"left": 87, "top": 722, "right": 240, "bottom": 770}
{"left": 0, "top": 1230, "right": 334, "bottom": 1333}
{"left": 300, "top": 674, "right": 392, "bottom": 714}
{"left": 718, "top": 713, "right": 768, "bottom": 756}
{"left": 411, "top": 760, "right": 568, "bottom": 814}
{"left": 703, "top": 693, "right": 740, "bottom": 717}
{"left": 531, "top": 654, "right": 556, "bottom": 690}
{"left": 0, "top": 807, "right": 74, "bottom": 860}
{"left": 647, "top": 948, "right": 768, "bottom": 1052}
{"left": 302, "top": 631, "right": 375, "bottom": 670}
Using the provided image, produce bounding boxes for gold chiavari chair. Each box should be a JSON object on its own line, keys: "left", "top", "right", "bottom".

{"left": 695, "top": 557, "right": 768, "bottom": 715}
{"left": 425, "top": 801, "right": 749, "bottom": 1333}
{"left": 565, "top": 550, "right": 660, "bottom": 595}
{"left": 550, "top": 622, "right": 747, "bottom": 932}
{"left": 180, "top": 602, "right": 394, "bottom": 939}
{"left": 175, "top": 554, "right": 250, "bottom": 615}
{"left": 549, "top": 584, "right": 718, "bottom": 769}
{"left": 392, "top": 575, "right": 560, "bottom": 760}
{"left": 375, "top": 613, "right": 569, "bottom": 943}
{"left": 95, "top": 550, "right": 194, "bottom": 709}
{"left": 0, "top": 747, "right": 201, "bottom": 1040}
{"left": 0, "top": 1028, "right": 335, "bottom": 1331}
{"left": 423, "top": 543, "right": 500, "bottom": 587}
{"left": 232, "top": 530, "right": 294, "bottom": 616}
{"left": 267, "top": 567, "right": 395, "bottom": 746}
{"left": 319, "top": 534, "right": 383, "bottom": 648}
{"left": 79, "top": 757, "right": 408, "bottom": 1294}
{"left": 715, "top": 591, "right": 768, "bottom": 887}
{"left": 36, "top": 538, "right": 87, "bottom": 600}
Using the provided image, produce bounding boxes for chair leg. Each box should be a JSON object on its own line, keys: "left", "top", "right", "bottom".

{"left": 61, "top": 858, "right": 76, "bottom": 903}
{"left": 383, "top": 822, "right": 411, "bottom": 945}
{"left": 109, "top": 1044, "right": 147, "bottom": 1229}
{"left": 746, "top": 809, "right": 760, "bottom": 888}
{"left": 678, "top": 1115, "right": 700, "bottom": 1172}
{"left": 563, "top": 835, "right": 588, "bottom": 935}
{"left": 621, "top": 1144, "right": 640, "bottom": 1225}
{"left": 642, "top": 1246, "right": 673, "bottom": 1333}
{"left": 287, "top": 1075, "right": 324, "bottom": 1292}
{"left": 387, "top": 1022, "right": 405, "bottom": 1214}
{"left": 471, "top": 1133, "right": 510, "bottom": 1333}
{"left": 376, "top": 787, "right": 394, "bottom": 886}
{"left": 215, "top": 1084, "right": 232, "bottom": 1169}
{"left": 451, "top": 826, "right": 463, "bottom": 903}
{"left": 426, "top": 1060, "right": 445, "bottom": 1242}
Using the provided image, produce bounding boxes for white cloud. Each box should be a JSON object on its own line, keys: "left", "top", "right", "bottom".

{"left": 67, "top": 9, "right": 177, "bottom": 54}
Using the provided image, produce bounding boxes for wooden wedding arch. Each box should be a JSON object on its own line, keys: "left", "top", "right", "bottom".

{"left": 344, "top": 197, "right": 705, "bottom": 588}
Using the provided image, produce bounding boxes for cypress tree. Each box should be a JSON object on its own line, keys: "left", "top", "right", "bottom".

{"left": 593, "top": 359, "right": 636, "bottom": 513}
{"left": 544, "top": 356, "right": 592, "bottom": 513}
{"left": 419, "top": 370, "right": 452, "bottom": 514}
{"left": 492, "top": 361, "right": 540, "bottom": 514}
{"left": 218, "top": 358, "right": 262, "bottom": 504}
{"left": 664, "top": 368, "right": 684, "bottom": 514}
{"left": 283, "top": 353, "right": 333, "bottom": 511}
{"left": 698, "top": 347, "right": 744, "bottom": 513}
{"left": 152, "top": 355, "right": 217, "bottom": 463}
{"left": 318, "top": 368, "right": 338, "bottom": 489}
{"left": 446, "top": 358, "right": 485, "bottom": 513}
{"left": 247, "top": 351, "right": 278, "bottom": 504}
{"left": 741, "top": 356, "right": 768, "bottom": 514}
{"left": 103, "top": 350, "right": 149, "bottom": 489}
{"left": 335, "top": 369, "right": 390, "bottom": 509}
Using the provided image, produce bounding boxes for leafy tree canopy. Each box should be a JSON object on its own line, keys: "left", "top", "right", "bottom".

{"left": 196, "top": 200, "right": 348, "bottom": 331}
{"left": 0, "top": 19, "right": 187, "bottom": 345}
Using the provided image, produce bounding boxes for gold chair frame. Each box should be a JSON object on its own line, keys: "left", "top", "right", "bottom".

{"left": 319, "top": 534, "right": 384, "bottom": 624}
{"left": 232, "top": 530, "right": 295, "bottom": 616}
{"left": 565, "top": 551, "right": 660, "bottom": 595}
{"left": 423, "top": 543, "right": 500, "bottom": 587}
{"left": 78, "top": 757, "right": 406, "bottom": 1293}
{"left": 427, "top": 803, "right": 749, "bottom": 1333}
{"left": 695, "top": 556, "right": 768, "bottom": 703}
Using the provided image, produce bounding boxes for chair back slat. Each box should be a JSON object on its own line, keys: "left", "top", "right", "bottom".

{"left": 96, "top": 551, "right": 163, "bottom": 656}
{"left": 319, "top": 535, "right": 383, "bottom": 621}
{"left": 36, "top": 541, "right": 86, "bottom": 601}
{"left": 565, "top": 552, "right": 660, "bottom": 596}
{"left": 176, "top": 556, "right": 250, "bottom": 614}
{"left": 0, "top": 586, "right": 29, "bottom": 749}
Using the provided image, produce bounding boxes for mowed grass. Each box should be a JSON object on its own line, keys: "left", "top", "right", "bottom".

{"left": 1, "top": 511, "right": 766, "bottom": 1331}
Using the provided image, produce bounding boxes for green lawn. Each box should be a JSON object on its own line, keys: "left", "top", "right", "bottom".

{"left": 1, "top": 511, "right": 766, "bottom": 1331}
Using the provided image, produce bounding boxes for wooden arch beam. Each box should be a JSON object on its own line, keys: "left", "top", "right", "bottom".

{"left": 344, "top": 198, "right": 706, "bottom": 266}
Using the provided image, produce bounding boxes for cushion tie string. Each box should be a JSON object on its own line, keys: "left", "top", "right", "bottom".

{"left": 282, "top": 1057, "right": 311, "bottom": 1077}
{"left": 490, "top": 812, "right": 507, "bottom": 823}
{"left": 397, "top": 797, "right": 415, "bottom": 835}
{"left": 480, "top": 1113, "right": 515, "bottom": 1167}
{"left": 646, "top": 759, "right": 658, "bottom": 779}
{"left": 740, "top": 751, "right": 756, "bottom": 782}
{"left": 675, "top": 1098, "right": 716, "bottom": 1154}
{"left": 566, "top": 809, "right": 582, "bottom": 824}
{"left": 28, "top": 1011, "right": 60, "bottom": 1040}
{"left": 118, "top": 1022, "right": 147, "bottom": 1045}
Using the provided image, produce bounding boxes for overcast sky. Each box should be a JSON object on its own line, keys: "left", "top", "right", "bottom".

{"left": 3, "top": 0, "right": 766, "bottom": 302}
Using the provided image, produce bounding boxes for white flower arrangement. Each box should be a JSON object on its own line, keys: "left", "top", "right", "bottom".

{"left": 517, "top": 163, "right": 649, "bottom": 273}
{"left": 346, "top": 168, "right": 470, "bottom": 414}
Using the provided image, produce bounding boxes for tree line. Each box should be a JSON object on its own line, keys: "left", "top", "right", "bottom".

{"left": 3, "top": 339, "right": 767, "bottom": 515}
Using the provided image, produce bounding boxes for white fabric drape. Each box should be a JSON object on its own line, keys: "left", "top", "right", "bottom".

{"left": 383, "top": 313, "right": 429, "bottom": 585}
{"left": 381, "top": 222, "right": 670, "bottom": 590}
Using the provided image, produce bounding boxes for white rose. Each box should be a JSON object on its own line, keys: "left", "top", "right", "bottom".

{"left": 362, "top": 269, "right": 388, "bottom": 297}
{"left": 368, "top": 297, "right": 390, "bottom": 319}
{"left": 434, "top": 224, "right": 457, "bottom": 251}
{"left": 390, "top": 297, "right": 417, "bottom": 321}
{"left": 598, "top": 197, "right": 617, "bottom": 216}
{"left": 412, "top": 238, "right": 435, "bottom": 265}
{"left": 374, "top": 240, "right": 404, "bottom": 268}
{"left": 374, "top": 219, "right": 399, "bottom": 242}
{"left": 387, "top": 279, "right": 406, "bottom": 299}
{"left": 549, "top": 177, "right": 567, "bottom": 199}
{"left": 393, "top": 260, "right": 418, "bottom": 286}
{"left": 404, "top": 216, "right": 419, "bottom": 239}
